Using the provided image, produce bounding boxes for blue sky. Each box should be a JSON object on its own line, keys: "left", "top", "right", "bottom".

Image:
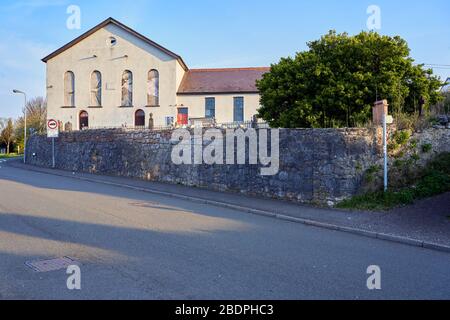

{"left": 1, "top": 0, "right": 449, "bottom": 118}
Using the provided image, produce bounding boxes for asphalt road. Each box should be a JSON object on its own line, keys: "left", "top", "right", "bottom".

{"left": 0, "top": 163, "right": 449, "bottom": 300}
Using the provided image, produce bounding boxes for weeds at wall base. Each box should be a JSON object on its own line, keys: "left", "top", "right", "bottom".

{"left": 337, "top": 153, "right": 450, "bottom": 211}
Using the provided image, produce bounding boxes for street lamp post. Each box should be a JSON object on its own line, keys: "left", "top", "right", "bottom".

{"left": 13, "top": 90, "right": 27, "bottom": 164}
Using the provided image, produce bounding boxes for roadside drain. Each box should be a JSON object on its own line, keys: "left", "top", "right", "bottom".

{"left": 25, "top": 257, "right": 79, "bottom": 273}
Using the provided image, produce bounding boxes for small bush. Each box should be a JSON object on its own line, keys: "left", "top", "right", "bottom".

{"left": 367, "top": 165, "right": 381, "bottom": 174}
{"left": 411, "top": 153, "right": 420, "bottom": 162}
{"left": 389, "top": 130, "right": 412, "bottom": 153}
{"left": 394, "top": 130, "right": 412, "bottom": 146}
{"left": 394, "top": 159, "right": 404, "bottom": 168}
{"left": 414, "top": 171, "right": 450, "bottom": 198}
{"left": 364, "top": 165, "right": 382, "bottom": 184}
{"left": 421, "top": 143, "right": 433, "bottom": 153}
{"left": 427, "top": 153, "right": 450, "bottom": 175}
{"left": 409, "top": 139, "right": 418, "bottom": 150}
{"left": 395, "top": 151, "right": 405, "bottom": 159}
{"left": 388, "top": 142, "right": 399, "bottom": 152}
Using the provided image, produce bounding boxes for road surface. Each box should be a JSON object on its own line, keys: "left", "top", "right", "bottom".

{"left": 0, "top": 162, "right": 449, "bottom": 299}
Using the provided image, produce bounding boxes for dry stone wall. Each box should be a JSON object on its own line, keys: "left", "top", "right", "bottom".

{"left": 25, "top": 127, "right": 450, "bottom": 205}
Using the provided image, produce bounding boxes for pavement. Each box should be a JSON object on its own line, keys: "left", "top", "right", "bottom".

{"left": 0, "top": 160, "right": 449, "bottom": 299}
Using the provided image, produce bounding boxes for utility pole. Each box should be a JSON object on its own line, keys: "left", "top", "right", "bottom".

{"left": 383, "top": 113, "right": 388, "bottom": 192}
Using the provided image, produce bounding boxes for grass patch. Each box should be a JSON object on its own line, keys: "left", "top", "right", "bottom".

{"left": 336, "top": 190, "right": 415, "bottom": 211}
{"left": 337, "top": 153, "right": 450, "bottom": 211}
{"left": 0, "top": 153, "right": 20, "bottom": 160}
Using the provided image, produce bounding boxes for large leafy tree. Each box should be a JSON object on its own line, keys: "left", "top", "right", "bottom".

{"left": 257, "top": 31, "right": 443, "bottom": 128}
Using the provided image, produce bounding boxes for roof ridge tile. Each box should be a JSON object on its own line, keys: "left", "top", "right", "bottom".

{"left": 189, "top": 67, "right": 270, "bottom": 72}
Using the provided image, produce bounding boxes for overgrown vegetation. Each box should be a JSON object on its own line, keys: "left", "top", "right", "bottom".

{"left": 389, "top": 130, "right": 412, "bottom": 152}
{"left": 337, "top": 153, "right": 450, "bottom": 210}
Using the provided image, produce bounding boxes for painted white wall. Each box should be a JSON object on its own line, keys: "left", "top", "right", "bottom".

{"left": 46, "top": 24, "right": 182, "bottom": 128}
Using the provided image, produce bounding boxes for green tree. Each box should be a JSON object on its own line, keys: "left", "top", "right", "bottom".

{"left": 0, "top": 119, "right": 15, "bottom": 154}
{"left": 15, "top": 97, "right": 47, "bottom": 151}
{"left": 257, "top": 31, "right": 443, "bottom": 128}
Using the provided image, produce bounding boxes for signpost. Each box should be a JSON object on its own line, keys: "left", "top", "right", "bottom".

{"left": 47, "top": 119, "right": 59, "bottom": 168}
{"left": 383, "top": 115, "right": 394, "bottom": 192}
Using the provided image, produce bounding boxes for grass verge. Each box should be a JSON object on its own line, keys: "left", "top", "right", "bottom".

{"left": 0, "top": 153, "right": 21, "bottom": 160}
{"left": 336, "top": 153, "right": 450, "bottom": 211}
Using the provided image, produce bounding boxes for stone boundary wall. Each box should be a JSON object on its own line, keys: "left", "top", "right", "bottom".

{"left": 25, "top": 127, "right": 449, "bottom": 205}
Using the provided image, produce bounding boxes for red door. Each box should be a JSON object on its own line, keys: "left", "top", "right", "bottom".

{"left": 177, "top": 108, "right": 189, "bottom": 125}
{"left": 79, "top": 111, "right": 89, "bottom": 130}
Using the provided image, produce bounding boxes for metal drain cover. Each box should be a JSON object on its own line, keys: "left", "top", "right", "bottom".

{"left": 25, "top": 257, "right": 79, "bottom": 273}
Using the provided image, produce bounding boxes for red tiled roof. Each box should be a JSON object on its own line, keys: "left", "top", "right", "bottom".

{"left": 177, "top": 67, "right": 270, "bottom": 95}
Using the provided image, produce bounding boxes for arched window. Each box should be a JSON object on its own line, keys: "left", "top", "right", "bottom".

{"left": 147, "top": 69, "right": 159, "bottom": 106}
{"left": 64, "top": 71, "right": 75, "bottom": 107}
{"left": 90, "top": 71, "right": 102, "bottom": 106}
{"left": 121, "top": 70, "right": 133, "bottom": 107}
{"left": 135, "top": 109, "right": 145, "bottom": 127}
{"left": 79, "top": 111, "right": 89, "bottom": 130}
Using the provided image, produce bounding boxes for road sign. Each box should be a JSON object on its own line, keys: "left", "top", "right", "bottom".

{"left": 47, "top": 119, "right": 59, "bottom": 138}
{"left": 386, "top": 115, "right": 394, "bottom": 124}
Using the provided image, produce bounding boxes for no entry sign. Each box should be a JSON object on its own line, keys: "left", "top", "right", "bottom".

{"left": 47, "top": 119, "right": 59, "bottom": 138}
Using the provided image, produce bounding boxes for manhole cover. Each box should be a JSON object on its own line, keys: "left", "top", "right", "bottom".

{"left": 25, "top": 257, "right": 79, "bottom": 273}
